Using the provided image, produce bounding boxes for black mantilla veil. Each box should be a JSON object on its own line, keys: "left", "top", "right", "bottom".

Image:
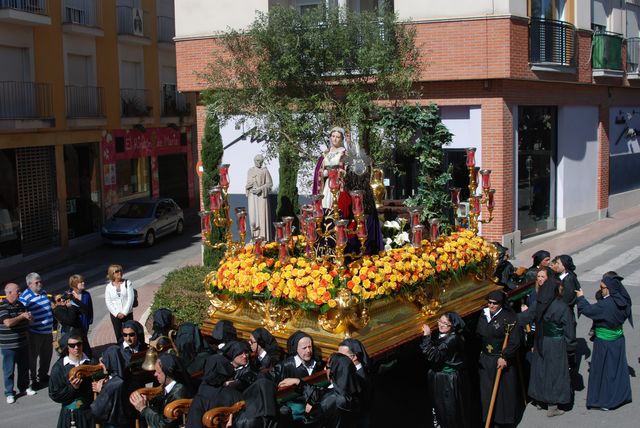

{"left": 122, "top": 320, "right": 147, "bottom": 346}
{"left": 151, "top": 308, "right": 174, "bottom": 340}
{"left": 602, "top": 276, "right": 634, "bottom": 327}
{"left": 101, "top": 345, "right": 127, "bottom": 379}
{"left": 202, "top": 354, "right": 235, "bottom": 387}
{"left": 222, "top": 340, "right": 251, "bottom": 360}
{"left": 327, "top": 352, "right": 361, "bottom": 401}
{"left": 212, "top": 319, "right": 238, "bottom": 347}
{"left": 533, "top": 277, "right": 559, "bottom": 355}
{"left": 252, "top": 327, "right": 280, "bottom": 355}
{"left": 175, "top": 322, "right": 209, "bottom": 365}
{"left": 556, "top": 254, "right": 576, "bottom": 272}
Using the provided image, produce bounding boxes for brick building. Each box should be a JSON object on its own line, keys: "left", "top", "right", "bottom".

{"left": 175, "top": 0, "right": 640, "bottom": 253}
{"left": 0, "top": 0, "right": 197, "bottom": 268}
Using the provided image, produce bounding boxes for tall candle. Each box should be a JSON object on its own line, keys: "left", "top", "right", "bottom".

{"left": 479, "top": 169, "right": 491, "bottom": 189}
{"left": 466, "top": 148, "right": 476, "bottom": 168}
{"left": 350, "top": 191, "right": 364, "bottom": 216}
{"left": 254, "top": 238, "right": 263, "bottom": 258}
{"left": 412, "top": 225, "right": 424, "bottom": 247}
{"left": 487, "top": 189, "right": 496, "bottom": 209}
{"left": 209, "top": 187, "right": 222, "bottom": 211}
{"left": 357, "top": 219, "right": 367, "bottom": 239}
{"left": 278, "top": 239, "right": 288, "bottom": 264}
{"left": 273, "top": 222, "right": 284, "bottom": 241}
{"left": 430, "top": 219, "right": 439, "bottom": 241}
{"left": 450, "top": 187, "right": 461, "bottom": 206}
{"left": 410, "top": 208, "right": 421, "bottom": 227}
{"left": 282, "top": 216, "right": 294, "bottom": 239}
{"left": 335, "top": 220, "right": 349, "bottom": 246}
{"left": 327, "top": 166, "right": 341, "bottom": 192}
{"left": 219, "top": 164, "right": 230, "bottom": 188}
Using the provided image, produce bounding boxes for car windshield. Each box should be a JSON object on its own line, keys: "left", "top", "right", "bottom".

{"left": 114, "top": 202, "right": 155, "bottom": 219}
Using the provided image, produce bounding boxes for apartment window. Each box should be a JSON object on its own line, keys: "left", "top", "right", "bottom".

{"left": 627, "top": 4, "right": 640, "bottom": 37}
{"left": 592, "top": 0, "right": 609, "bottom": 30}
{"left": 297, "top": 0, "right": 322, "bottom": 14}
{"left": 0, "top": 45, "right": 30, "bottom": 81}
{"left": 116, "top": 157, "right": 150, "bottom": 198}
{"left": 68, "top": 54, "right": 90, "bottom": 86}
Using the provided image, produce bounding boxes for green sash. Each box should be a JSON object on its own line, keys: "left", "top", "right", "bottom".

{"left": 542, "top": 321, "right": 564, "bottom": 338}
{"left": 64, "top": 399, "right": 88, "bottom": 410}
{"left": 440, "top": 364, "right": 457, "bottom": 374}
{"left": 594, "top": 326, "right": 624, "bottom": 341}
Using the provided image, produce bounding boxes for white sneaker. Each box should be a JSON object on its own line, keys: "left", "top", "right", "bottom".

{"left": 25, "top": 387, "right": 36, "bottom": 396}
{"left": 6, "top": 395, "right": 15, "bottom": 404}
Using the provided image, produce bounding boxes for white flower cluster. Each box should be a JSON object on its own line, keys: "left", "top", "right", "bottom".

{"left": 382, "top": 219, "right": 410, "bottom": 251}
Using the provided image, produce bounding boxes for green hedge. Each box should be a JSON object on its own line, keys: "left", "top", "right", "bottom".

{"left": 150, "top": 265, "right": 212, "bottom": 326}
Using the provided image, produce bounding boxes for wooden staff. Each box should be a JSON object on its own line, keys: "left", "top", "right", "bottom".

{"left": 485, "top": 322, "right": 516, "bottom": 428}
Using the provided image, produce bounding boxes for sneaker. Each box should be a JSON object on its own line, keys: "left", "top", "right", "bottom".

{"left": 6, "top": 395, "right": 15, "bottom": 404}
{"left": 25, "top": 387, "right": 37, "bottom": 396}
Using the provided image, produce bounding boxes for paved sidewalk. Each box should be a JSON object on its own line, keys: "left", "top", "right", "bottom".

{"left": 512, "top": 204, "right": 640, "bottom": 266}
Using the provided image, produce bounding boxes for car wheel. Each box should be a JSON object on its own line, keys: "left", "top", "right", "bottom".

{"left": 176, "top": 219, "right": 184, "bottom": 235}
{"left": 144, "top": 230, "right": 156, "bottom": 247}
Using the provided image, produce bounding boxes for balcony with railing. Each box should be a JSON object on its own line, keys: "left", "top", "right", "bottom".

{"left": 0, "top": 81, "right": 54, "bottom": 128}
{"left": 160, "top": 84, "right": 190, "bottom": 118}
{"left": 65, "top": 86, "right": 105, "bottom": 119}
{"left": 120, "top": 88, "right": 151, "bottom": 118}
{"left": 591, "top": 31, "right": 624, "bottom": 77}
{"left": 157, "top": 15, "right": 175, "bottom": 44}
{"left": 116, "top": 5, "right": 150, "bottom": 45}
{"left": 529, "top": 18, "right": 576, "bottom": 73}
{"left": 62, "top": 0, "right": 103, "bottom": 36}
{"left": 627, "top": 38, "right": 640, "bottom": 79}
{"left": 0, "top": 0, "right": 51, "bottom": 25}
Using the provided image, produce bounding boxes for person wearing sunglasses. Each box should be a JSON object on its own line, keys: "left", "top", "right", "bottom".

{"left": 104, "top": 265, "right": 135, "bottom": 345}
{"left": 476, "top": 290, "right": 524, "bottom": 427}
{"left": 49, "top": 332, "right": 96, "bottom": 427}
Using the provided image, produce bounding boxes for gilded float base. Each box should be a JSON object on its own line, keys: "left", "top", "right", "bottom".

{"left": 203, "top": 276, "right": 500, "bottom": 357}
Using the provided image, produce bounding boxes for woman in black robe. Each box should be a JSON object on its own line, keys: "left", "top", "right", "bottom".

{"left": 233, "top": 377, "right": 279, "bottom": 428}
{"left": 522, "top": 279, "right": 575, "bottom": 416}
{"left": 577, "top": 275, "right": 633, "bottom": 410}
{"left": 523, "top": 250, "right": 551, "bottom": 285}
{"left": 211, "top": 319, "right": 238, "bottom": 351}
{"left": 151, "top": 308, "right": 175, "bottom": 340}
{"left": 90, "top": 345, "right": 136, "bottom": 427}
{"left": 175, "top": 322, "right": 212, "bottom": 376}
{"left": 476, "top": 290, "right": 524, "bottom": 427}
{"left": 420, "top": 312, "right": 469, "bottom": 428}
{"left": 49, "top": 332, "right": 96, "bottom": 428}
{"left": 493, "top": 243, "right": 519, "bottom": 290}
{"left": 551, "top": 255, "right": 581, "bottom": 310}
{"left": 249, "top": 327, "right": 281, "bottom": 370}
{"left": 338, "top": 338, "right": 372, "bottom": 428}
{"left": 186, "top": 354, "right": 244, "bottom": 428}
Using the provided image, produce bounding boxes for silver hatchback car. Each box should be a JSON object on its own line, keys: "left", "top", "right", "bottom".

{"left": 101, "top": 198, "right": 184, "bottom": 246}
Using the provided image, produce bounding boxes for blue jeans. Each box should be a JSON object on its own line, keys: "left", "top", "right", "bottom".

{"left": 1, "top": 346, "right": 29, "bottom": 396}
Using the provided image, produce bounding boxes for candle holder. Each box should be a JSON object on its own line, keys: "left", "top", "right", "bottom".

{"left": 411, "top": 224, "right": 425, "bottom": 248}
{"left": 355, "top": 214, "right": 368, "bottom": 256}
{"left": 278, "top": 239, "right": 289, "bottom": 265}
{"left": 450, "top": 148, "right": 496, "bottom": 234}
{"left": 429, "top": 219, "right": 440, "bottom": 241}
{"left": 334, "top": 219, "right": 349, "bottom": 269}
{"left": 273, "top": 222, "right": 285, "bottom": 242}
{"left": 235, "top": 207, "right": 247, "bottom": 244}
{"left": 409, "top": 208, "right": 422, "bottom": 228}
{"left": 253, "top": 237, "right": 263, "bottom": 259}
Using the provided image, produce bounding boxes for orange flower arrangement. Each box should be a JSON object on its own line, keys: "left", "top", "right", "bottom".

{"left": 206, "top": 229, "right": 495, "bottom": 312}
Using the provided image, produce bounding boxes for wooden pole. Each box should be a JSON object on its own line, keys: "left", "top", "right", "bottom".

{"left": 484, "top": 323, "right": 515, "bottom": 428}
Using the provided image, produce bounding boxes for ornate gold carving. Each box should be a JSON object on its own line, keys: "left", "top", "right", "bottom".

{"left": 318, "top": 289, "right": 370, "bottom": 336}
{"left": 208, "top": 293, "right": 239, "bottom": 315}
{"left": 370, "top": 168, "right": 385, "bottom": 210}
{"left": 404, "top": 286, "right": 441, "bottom": 316}
{"left": 247, "top": 300, "right": 293, "bottom": 333}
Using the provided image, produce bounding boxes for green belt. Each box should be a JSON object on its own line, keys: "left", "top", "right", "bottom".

{"left": 440, "top": 364, "right": 457, "bottom": 374}
{"left": 594, "top": 326, "right": 624, "bottom": 341}
{"left": 542, "top": 321, "right": 564, "bottom": 338}
{"left": 482, "top": 340, "right": 503, "bottom": 356}
{"left": 64, "top": 399, "right": 88, "bottom": 410}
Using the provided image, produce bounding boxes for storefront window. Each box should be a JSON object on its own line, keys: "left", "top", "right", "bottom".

{"left": 116, "top": 157, "right": 150, "bottom": 198}
{"left": 64, "top": 143, "right": 101, "bottom": 239}
{"left": 0, "top": 149, "right": 21, "bottom": 258}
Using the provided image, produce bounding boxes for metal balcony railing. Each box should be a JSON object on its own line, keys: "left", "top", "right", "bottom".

{"left": 120, "top": 88, "right": 151, "bottom": 117}
{"left": 592, "top": 31, "right": 623, "bottom": 71}
{"left": 116, "top": 5, "right": 149, "bottom": 37}
{"left": 160, "top": 84, "right": 190, "bottom": 117}
{"left": 0, "top": 0, "right": 49, "bottom": 16}
{"left": 0, "top": 81, "right": 53, "bottom": 119}
{"left": 627, "top": 38, "right": 640, "bottom": 74}
{"left": 529, "top": 18, "right": 576, "bottom": 67}
{"left": 65, "top": 86, "right": 105, "bottom": 118}
{"left": 157, "top": 15, "right": 175, "bottom": 42}
{"left": 62, "top": 0, "right": 102, "bottom": 28}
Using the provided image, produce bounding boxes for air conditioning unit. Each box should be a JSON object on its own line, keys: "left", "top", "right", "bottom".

{"left": 132, "top": 7, "right": 144, "bottom": 36}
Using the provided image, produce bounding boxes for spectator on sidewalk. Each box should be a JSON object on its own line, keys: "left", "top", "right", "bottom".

{"left": 19, "top": 272, "right": 54, "bottom": 390}
{"left": 52, "top": 292, "right": 92, "bottom": 358}
{"left": 104, "top": 264, "right": 135, "bottom": 345}
{"left": 1, "top": 282, "right": 35, "bottom": 403}
{"left": 68, "top": 274, "right": 93, "bottom": 336}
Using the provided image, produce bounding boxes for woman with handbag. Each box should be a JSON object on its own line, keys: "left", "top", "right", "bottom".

{"left": 104, "top": 264, "right": 135, "bottom": 345}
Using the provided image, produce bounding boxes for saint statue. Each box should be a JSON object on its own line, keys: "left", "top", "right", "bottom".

{"left": 312, "top": 127, "right": 347, "bottom": 209}
{"left": 245, "top": 154, "right": 272, "bottom": 240}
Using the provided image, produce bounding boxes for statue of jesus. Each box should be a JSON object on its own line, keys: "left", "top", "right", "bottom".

{"left": 245, "top": 154, "right": 273, "bottom": 241}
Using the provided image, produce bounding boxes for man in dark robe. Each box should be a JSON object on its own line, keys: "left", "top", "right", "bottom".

{"left": 338, "top": 338, "right": 372, "bottom": 428}
{"left": 577, "top": 275, "right": 633, "bottom": 410}
{"left": 223, "top": 340, "right": 258, "bottom": 392}
{"left": 186, "top": 354, "right": 243, "bottom": 428}
{"left": 476, "top": 290, "right": 524, "bottom": 427}
{"left": 90, "top": 345, "right": 136, "bottom": 427}
{"left": 48, "top": 332, "right": 96, "bottom": 428}
{"left": 130, "top": 353, "right": 193, "bottom": 428}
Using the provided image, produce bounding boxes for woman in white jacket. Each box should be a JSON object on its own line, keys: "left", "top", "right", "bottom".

{"left": 104, "top": 264, "right": 135, "bottom": 344}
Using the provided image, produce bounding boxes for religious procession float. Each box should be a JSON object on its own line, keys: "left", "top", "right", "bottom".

{"left": 200, "top": 131, "right": 501, "bottom": 357}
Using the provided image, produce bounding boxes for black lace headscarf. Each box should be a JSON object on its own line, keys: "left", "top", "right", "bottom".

{"left": 602, "top": 275, "right": 634, "bottom": 327}
{"left": 251, "top": 327, "right": 280, "bottom": 357}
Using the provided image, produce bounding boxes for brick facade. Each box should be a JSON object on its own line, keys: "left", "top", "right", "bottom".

{"left": 176, "top": 16, "right": 640, "bottom": 244}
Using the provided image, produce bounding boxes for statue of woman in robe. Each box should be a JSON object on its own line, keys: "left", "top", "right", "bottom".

{"left": 312, "top": 127, "right": 347, "bottom": 209}
{"left": 245, "top": 154, "right": 272, "bottom": 241}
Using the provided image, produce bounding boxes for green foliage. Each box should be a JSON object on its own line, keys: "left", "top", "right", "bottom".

{"left": 276, "top": 145, "right": 301, "bottom": 218}
{"left": 202, "top": 5, "right": 419, "bottom": 207}
{"left": 151, "top": 265, "right": 212, "bottom": 325}
{"left": 372, "top": 104, "right": 453, "bottom": 224}
{"left": 200, "top": 111, "right": 227, "bottom": 268}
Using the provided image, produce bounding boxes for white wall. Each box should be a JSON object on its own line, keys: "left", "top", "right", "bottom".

{"left": 219, "top": 116, "right": 280, "bottom": 195}
{"left": 440, "top": 105, "right": 483, "bottom": 165}
{"left": 394, "top": 0, "right": 527, "bottom": 21}
{"left": 175, "top": 0, "right": 270, "bottom": 38}
{"left": 557, "top": 106, "right": 598, "bottom": 220}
